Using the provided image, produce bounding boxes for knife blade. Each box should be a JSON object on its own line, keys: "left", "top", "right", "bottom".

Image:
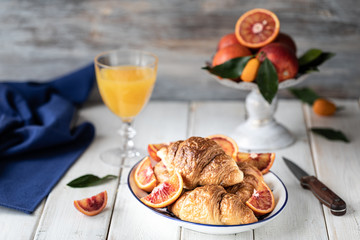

{"left": 283, "top": 157, "right": 346, "bottom": 216}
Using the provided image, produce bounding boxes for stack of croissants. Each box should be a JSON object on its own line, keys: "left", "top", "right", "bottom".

{"left": 143, "top": 136, "right": 274, "bottom": 225}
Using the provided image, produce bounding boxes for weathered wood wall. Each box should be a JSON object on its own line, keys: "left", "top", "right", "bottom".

{"left": 0, "top": 0, "right": 359, "bottom": 101}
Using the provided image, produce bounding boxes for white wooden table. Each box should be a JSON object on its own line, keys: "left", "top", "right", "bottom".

{"left": 1, "top": 99, "right": 359, "bottom": 240}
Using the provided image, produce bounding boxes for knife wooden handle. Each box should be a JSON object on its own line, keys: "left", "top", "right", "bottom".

{"left": 301, "top": 176, "right": 346, "bottom": 216}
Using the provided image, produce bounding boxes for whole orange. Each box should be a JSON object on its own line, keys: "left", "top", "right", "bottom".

{"left": 217, "top": 33, "right": 239, "bottom": 51}
{"left": 212, "top": 44, "right": 252, "bottom": 67}
{"left": 313, "top": 98, "right": 336, "bottom": 116}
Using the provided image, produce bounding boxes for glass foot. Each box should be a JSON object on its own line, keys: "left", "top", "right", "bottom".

{"left": 100, "top": 148, "right": 145, "bottom": 167}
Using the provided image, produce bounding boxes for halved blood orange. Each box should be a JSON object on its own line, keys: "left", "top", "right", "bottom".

{"left": 246, "top": 180, "right": 275, "bottom": 216}
{"left": 74, "top": 191, "right": 108, "bottom": 216}
{"left": 207, "top": 134, "right": 239, "bottom": 159}
{"left": 141, "top": 171, "right": 183, "bottom": 208}
{"left": 147, "top": 143, "right": 168, "bottom": 162}
{"left": 135, "top": 156, "right": 157, "bottom": 192}
{"left": 236, "top": 152, "right": 275, "bottom": 174}
{"left": 235, "top": 8, "right": 280, "bottom": 49}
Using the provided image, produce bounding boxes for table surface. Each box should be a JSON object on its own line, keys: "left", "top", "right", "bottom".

{"left": 1, "top": 99, "right": 359, "bottom": 240}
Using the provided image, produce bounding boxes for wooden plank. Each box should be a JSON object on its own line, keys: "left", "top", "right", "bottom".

{"left": 107, "top": 102, "right": 189, "bottom": 240}
{"left": 186, "top": 101, "right": 252, "bottom": 239}
{"left": 253, "top": 100, "right": 328, "bottom": 239}
{"left": 0, "top": 0, "right": 359, "bottom": 100}
{"left": 33, "top": 105, "right": 122, "bottom": 240}
{"left": 305, "top": 100, "right": 360, "bottom": 240}
{"left": 0, "top": 201, "right": 44, "bottom": 240}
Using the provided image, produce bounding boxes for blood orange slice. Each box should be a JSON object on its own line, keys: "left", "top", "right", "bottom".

{"left": 135, "top": 156, "right": 157, "bottom": 192}
{"left": 147, "top": 143, "right": 168, "bottom": 162}
{"left": 74, "top": 191, "right": 108, "bottom": 216}
{"left": 235, "top": 8, "right": 280, "bottom": 49}
{"left": 207, "top": 134, "right": 239, "bottom": 159}
{"left": 246, "top": 180, "right": 275, "bottom": 216}
{"left": 236, "top": 152, "right": 275, "bottom": 174}
{"left": 141, "top": 171, "right": 183, "bottom": 208}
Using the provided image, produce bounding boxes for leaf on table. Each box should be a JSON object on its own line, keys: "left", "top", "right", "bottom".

{"left": 289, "top": 87, "right": 320, "bottom": 105}
{"left": 298, "top": 49, "right": 335, "bottom": 75}
{"left": 67, "top": 174, "right": 117, "bottom": 188}
{"left": 256, "top": 57, "right": 278, "bottom": 104}
{"left": 310, "top": 128, "right": 350, "bottom": 143}
{"left": 202, "top": 56, "right": 252, "bottom": 79}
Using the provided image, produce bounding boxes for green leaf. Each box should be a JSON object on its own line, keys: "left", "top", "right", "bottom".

{"left": 67, "top": 174, "right": 117, "bottom": 188}
{"left": 310, "top": 128, "right": 350, "bottom": 143}
{"left": 289, "top": 87, "right": 320, "bottom": 105}
{"left": 202, "top": 56, "right": 252, "bottom": 79}
{"left": 298, "top": 49, "right": 335, "bottom": 75}
{"left": 256, "top": 58, "right": 278, "bottom": 104}
{"left": 298, "top": 49, "right": 322, "bottom": 66}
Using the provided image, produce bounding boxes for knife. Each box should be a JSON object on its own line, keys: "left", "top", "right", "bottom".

{"left": 283, "top": 157, "right": 346, "bottom": 216}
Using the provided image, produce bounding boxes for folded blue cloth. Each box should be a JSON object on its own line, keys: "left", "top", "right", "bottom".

{"left": 0, "top": 64, "right": 96, "bottom": 213}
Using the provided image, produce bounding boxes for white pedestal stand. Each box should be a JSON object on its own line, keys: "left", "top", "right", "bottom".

{"left": 214, "top": 76, "right": 307, "bottom": 151}
{"left": 231, "top": 89, "right": 294, "bottom": 150}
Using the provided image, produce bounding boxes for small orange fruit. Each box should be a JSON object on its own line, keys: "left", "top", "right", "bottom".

{"left": 212, "top": 44, "right": 252, "bottom": 67}
{"left": 141, "top": 171, "right": 184, "bottom": 208}
{"left": 207, "top": 134, "right": 239, "bottom": 159}
{"left": 241, "top": 58, "right": 261, "bottom": 82}
{"left": 148, "top": 143, "right": 168, "bottom": 162}
{"left": 313, "top": 98, "right": 336, "bottom": 116}
{"left": 235, "top": 8, "right": 280, "bottom": 49}
{"left": 246, "top": 180, "right": 275, "bottom": 216}
{"left": 74, "top": 191, "right": 108, "bottom": 216}
{"left": 236, "top": 152, "right": 275, "bottom": 174}
{"left": 217, "top": 33, "right": 239, "bottom": 51}
{"left": 135, "top": 156, "right": 157, "bottom": 192}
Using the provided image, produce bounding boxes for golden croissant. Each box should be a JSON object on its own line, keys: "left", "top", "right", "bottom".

{"left": 226, "top": 162, "right": 263, "bottom": 203}
{"left": 169, "top": 185, "right": 258, "bottom": 225}
{"left": 157, "top": 136, "right": 243, "bottom": 189}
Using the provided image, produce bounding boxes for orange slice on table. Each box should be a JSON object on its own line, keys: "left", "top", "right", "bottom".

{"left": 246, "top": 180, "right": 275, "bottom": 216}
{"left": 207, "top": 134, "right": 239, "bottom": 159}
{"left": 135, "top": 156, "right": 157, "bottom": 192}
{"left": 236, "top": 152, "right": 275, "bottom": 174}
{"left": 235, "top": 8, "right": 280, "bottom": 49}
{"left": 147, "top": 143, "right": 169, "bottom": 162}
{"left": 74, "top": 191, "right": 108, "bottom": 216}
{"left": 141, "top": 171, "right": 184, "bottom": 208}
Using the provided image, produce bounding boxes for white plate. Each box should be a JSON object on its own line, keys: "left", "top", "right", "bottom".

{"left": 128, "top": 159, "right": 288, "bottom": 235}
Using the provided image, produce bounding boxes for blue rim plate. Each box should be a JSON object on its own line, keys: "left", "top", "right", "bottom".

{"left": 127, "top": 158, "right": 288, "bottom": 235}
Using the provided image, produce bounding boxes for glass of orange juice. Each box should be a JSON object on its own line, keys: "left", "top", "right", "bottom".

{"left": 94, "top": 49, "right": 158, "bottom": 167}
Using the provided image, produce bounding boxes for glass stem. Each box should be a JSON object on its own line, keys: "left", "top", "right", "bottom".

{"left": 119, "top": 121, "right": 136, "bottom": 154}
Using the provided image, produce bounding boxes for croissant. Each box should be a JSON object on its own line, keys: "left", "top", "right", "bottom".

{"left": 157, "top": 136, "right": 243, "bottom": 189}
{"left": 169, "top": 185, "right": 258, "bottom": 225}
{"left": 226, "top": 162, "right": 263, "bottom": 203}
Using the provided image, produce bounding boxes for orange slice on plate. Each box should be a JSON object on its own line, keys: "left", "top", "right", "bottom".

{"left": 236, "top": 152, "right": 275, "bottom": 174}
{"left": 141, "top": 171, "right": 183, "bottom": 208}
{"left": 246, "top": 180, "right": 275, "bottom": 216}
{"left": 74, "top": 191, "right": 108, "bottom": 216}
{"left": 235, "top": 8, "right": 280, "bottom": 49}
{"left": 207, "top": 134, "right": 239, "bottom": 159}
{"left": 134, "top": 156, "right": 157, "bottom": 192}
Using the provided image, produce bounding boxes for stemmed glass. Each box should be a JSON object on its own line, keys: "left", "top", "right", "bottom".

{"left": 94, "top": 49, "right": 158, "bottom": 167}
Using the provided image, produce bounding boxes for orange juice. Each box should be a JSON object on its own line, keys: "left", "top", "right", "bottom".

{"left": 96, "top": 65, "right": 156, "bottom": 120}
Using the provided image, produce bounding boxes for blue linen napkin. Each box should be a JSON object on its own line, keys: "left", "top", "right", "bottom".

{"left": 0, "top": 64, "right": 96, "bottom": 213}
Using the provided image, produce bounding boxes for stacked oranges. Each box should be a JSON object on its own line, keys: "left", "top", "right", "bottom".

{"left": 212, "top": 8, "right": 299, "bottom": 83}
